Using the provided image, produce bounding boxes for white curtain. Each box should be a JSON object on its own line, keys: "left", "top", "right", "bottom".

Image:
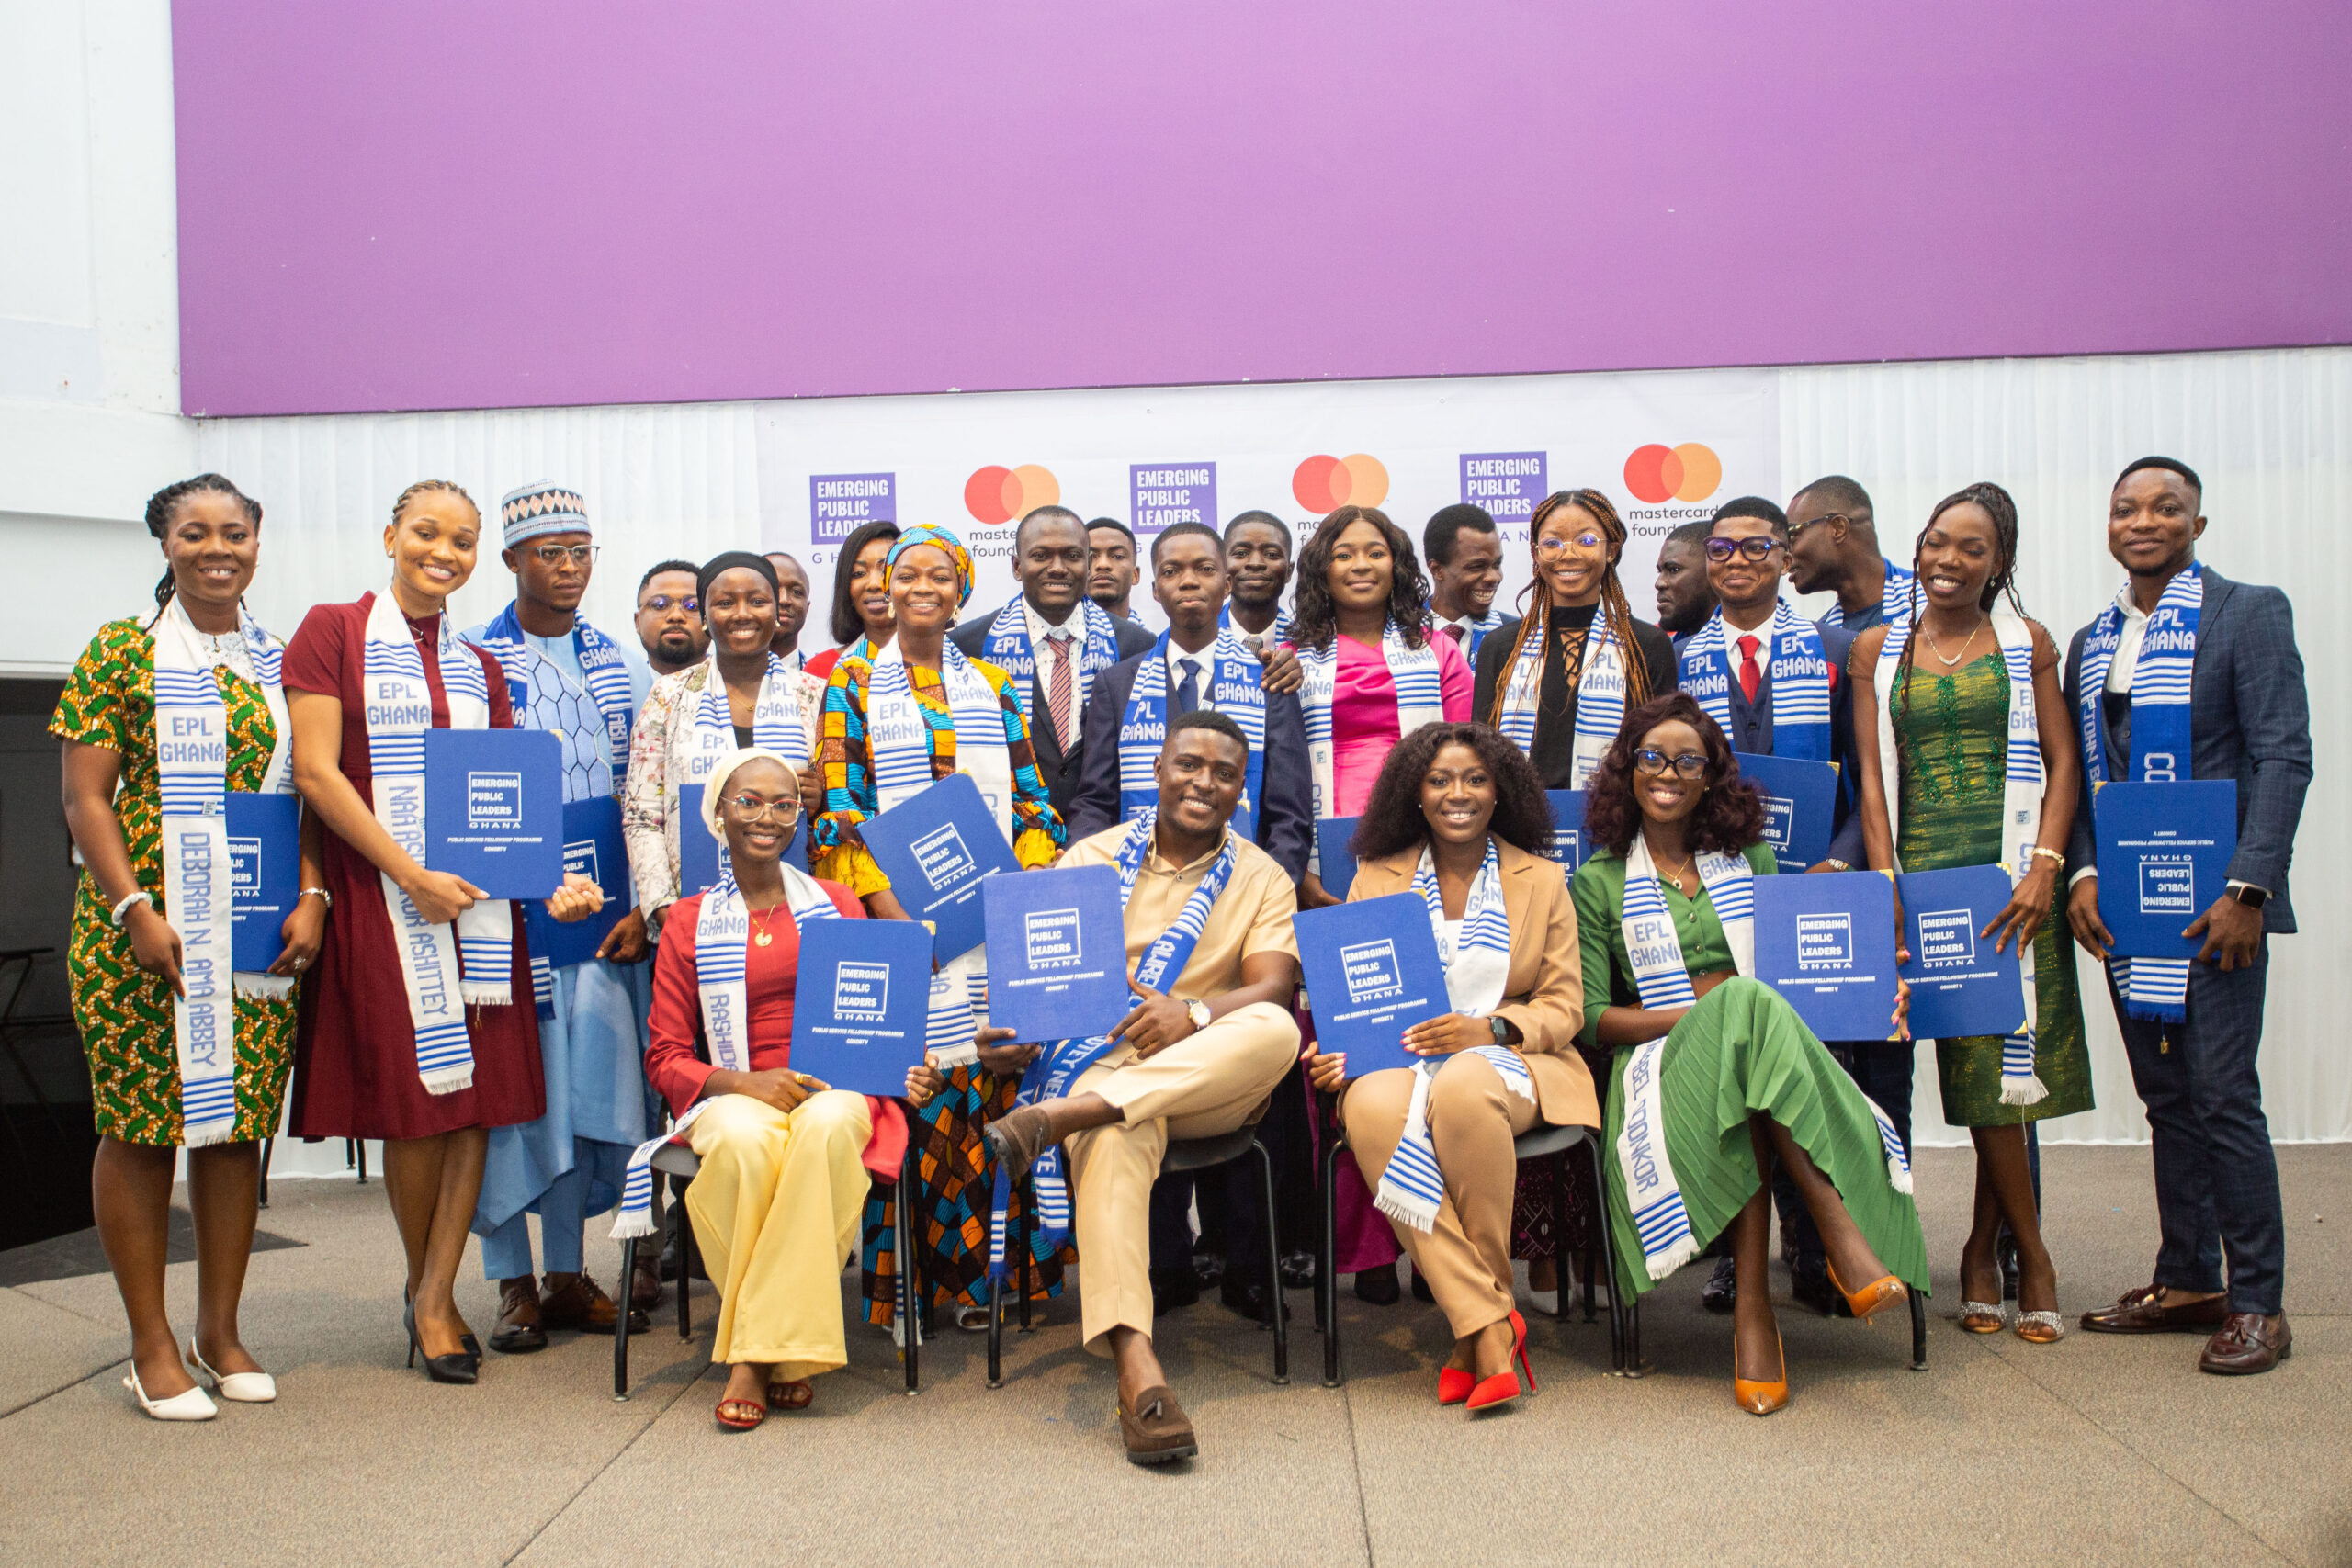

{"left": 197, "top": 346, "right": 2350, "bottom": 1145}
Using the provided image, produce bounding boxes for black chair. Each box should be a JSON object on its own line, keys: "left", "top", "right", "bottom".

{"left": 612, "top": 1139, "right": 926, "bottom": 1399}
{"left": 1317, "top": 1118, "right": 1617, "bottom": 1387}
{"left": 989, "top": 1124, "right": 1287, "bottom": 1388}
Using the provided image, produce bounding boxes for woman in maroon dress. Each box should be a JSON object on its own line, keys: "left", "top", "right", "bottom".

{"left": 285, "top": 479, "right": 594, "bottom": 1382}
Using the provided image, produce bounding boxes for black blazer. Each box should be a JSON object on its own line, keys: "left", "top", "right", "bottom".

{"left": 1063, "top": 647, "right": 1315, "bottom": 883}
{"left": 1669, "top": 618, "right": 1867, "bottom": 867}
{"left": 2061, "top": 567, "right": 2310, "bottom": 933}
{"left": 949, "top": 601, "right": 1159, "bottom": 818}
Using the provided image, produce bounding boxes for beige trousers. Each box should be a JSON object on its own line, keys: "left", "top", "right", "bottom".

{"left": 684, "top": 1089, "right": 873, "bottom": 1377}
{"left": 1341, "top": 1053, "right": 1539, "bottom": 1338}
{"left": 1065, "top": 1001, "right": 1301, "bottom": 1353}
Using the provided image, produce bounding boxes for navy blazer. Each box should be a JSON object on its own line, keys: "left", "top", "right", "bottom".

{"left": 1673, "top": 618, "right": 1867, "bottom": 866}
{"left": 1062, "top": 645, "right": 1315, "bottom": 883}
{"left": 2061, "top": 567, "right": 2310, "bottom": 933}
{"left": 949, "top": 602, "right": 1159, "bottom": 818}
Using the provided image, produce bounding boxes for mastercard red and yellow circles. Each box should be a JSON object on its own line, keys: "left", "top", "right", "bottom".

{"left": 1623, "top": 443, "right": 1724, "bottom": 505}
{"left": 963, "top": 464, "right": 1060, "bottom": 525}
{"left": 1292, "top": 454, "right": 1389, "bottom": 514}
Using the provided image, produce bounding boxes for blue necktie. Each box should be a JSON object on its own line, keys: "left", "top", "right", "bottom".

{"left": 1174, "top": 657, "right": 1201, "bottom": 716}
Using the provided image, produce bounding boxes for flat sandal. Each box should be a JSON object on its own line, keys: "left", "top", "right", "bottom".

{"left": 766, "top": 1379, "right": 814, "bottom": 1410}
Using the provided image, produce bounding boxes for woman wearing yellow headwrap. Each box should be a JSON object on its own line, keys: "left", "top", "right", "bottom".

{"left": 813, "top": 523, "right": 1071, "bottom": 1331}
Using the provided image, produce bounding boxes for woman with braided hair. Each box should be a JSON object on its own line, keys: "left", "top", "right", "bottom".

{"left": 1851, "top": 481, "right": 2089, "bottom": 1344}
{"left": 55, "top": 474, "right": 326, "bottom": 1418}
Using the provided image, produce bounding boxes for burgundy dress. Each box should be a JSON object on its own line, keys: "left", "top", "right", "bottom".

{"left": 284, "top": 595, "right": 545, "bottom": 1141}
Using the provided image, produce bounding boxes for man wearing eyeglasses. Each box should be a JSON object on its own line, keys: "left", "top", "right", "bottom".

{"left": 465, "top": 483, "right": 662, "bottom": 1349}
{"left": 634, "top": 559, "right": 709, "bottom": 679}
{"left": 1676, "top": 494, "right": 1892, "bottom": 1318}
{"left": 1786, "top": 476, "right": 1913, "bottom": 632}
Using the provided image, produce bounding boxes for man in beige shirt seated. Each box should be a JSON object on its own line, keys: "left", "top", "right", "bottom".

{"left": 980, "top": 709, "right": 1301, "bottom": 1466}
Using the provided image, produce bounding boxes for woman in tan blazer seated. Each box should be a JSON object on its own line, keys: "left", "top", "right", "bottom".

{"left": 1303, "top": 722, "right": 1594, "bottom": 1414}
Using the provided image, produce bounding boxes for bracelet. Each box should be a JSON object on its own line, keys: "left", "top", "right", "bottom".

{"left": 109, "top": 890, "right": 153, "bottom": 928}
{"left": 299, "top": 886, "right": 334, "bottom": 909}
{"left": 2029, "top": 847, "right": 2065, "bottom": 866}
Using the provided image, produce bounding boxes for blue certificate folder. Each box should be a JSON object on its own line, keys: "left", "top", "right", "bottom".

{"left": 1752, "top": 873, "right": 1898, "bottom": 1043}
{"left": 788, "top": 919, "right": 933, "bottom": 1096}
{"left": 1545, "top": 791, "right": 1592, "bottom": 874}
{"left": 2093, "top": 780, "right": 2238, "bottom": 959}
{"left": 1315, "top": 818, "right": 1361, "bottom": 899}
{"left": 1733, "top": 752, "right": 1838, "bottom": 874}
{"left": 982, "top": 863, "right": 1129, "bottom": 1044}
{"left": 423, "top": 729, "right": 563, "bottom": 897}
{"left": 864, "top": 774, "right": 1021, "bottom": 960}
{"left": 1895, "top": 864, "right": 2025, "bottom": 1040}
{"left": 1295, "top": 893, "right": 1448, "bottom": 1077}
{"left": 678, "top": 784, "right": 806, "bottom": 897}
{"left": 227, "top": 794, "right": 300, "bottom": 972}
{"left": 525, "top": 797, "right": 633, "bottom": 972}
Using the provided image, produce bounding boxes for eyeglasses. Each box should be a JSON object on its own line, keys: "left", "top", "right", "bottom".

{"left": 725, "top": 795, "right": 800, "bottom": 824}
{"left": 1633, "top": 748, "right": 1709, "bottom": 779}
{"left": 640, "top": 593, "right": 699, "bottom": 614}
{"left": 1703, "top": 536, "right": 1780, "bottom": 564}
{"left": 529, "top": 544, "right": 599, "bottom": 566}
{"left": 1533, "top": 531, "right": 1605, "bottom": 558}
{"left": 1784, "top": 513, "right": 1846, "bottom": 544}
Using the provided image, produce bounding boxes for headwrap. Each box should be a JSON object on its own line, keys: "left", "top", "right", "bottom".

{"left": 885, "top": 525, "right": 976, "bottom": 610}
{"left": 696, "top": 745, "right": 802, "bottom": 846}
{"left": 697, "top": 551, "right": 779, "bottom": 610}
{"left": 499, "top": 481, "right": 590, "bottom": 548}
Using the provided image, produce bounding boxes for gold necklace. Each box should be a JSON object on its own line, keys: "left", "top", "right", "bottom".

{"left": 745, "top": 900, "right": 786, "bottom": 947}
{"left": 1645, "top": 835, "right": 1695, "bottom": 891}
{"left": 1919, "top": 614, "right": 1986, "bottom": 669}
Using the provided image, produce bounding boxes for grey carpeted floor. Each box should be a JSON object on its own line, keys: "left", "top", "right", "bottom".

{"left": 2, "top": 1145, "right": 2346, "bottom": 1567}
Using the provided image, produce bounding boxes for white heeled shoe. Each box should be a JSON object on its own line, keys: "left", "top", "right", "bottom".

{"left": 124, "top": 1368, "right": 217, "bottom": 1421}
{"left": 188, "top": 1338, "right": 277, "bottom": 1403}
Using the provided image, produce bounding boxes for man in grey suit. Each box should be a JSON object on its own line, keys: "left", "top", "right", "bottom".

{"left": 950, "top": 506, "right": 1158, "bottom": 819}
{"left": 2064, "top": 457, "right": 2310, "bottom": 1375}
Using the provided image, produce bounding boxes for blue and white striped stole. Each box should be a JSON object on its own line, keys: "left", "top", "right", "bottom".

{"left": 1821, "top": 560, "right": 1915, "bottom": 630}
{"left": 1116, "top": 631, "right": 1266, "bottom": 839}
{"left": 1679, "top": 601, "right": 1832, "bottom": 762}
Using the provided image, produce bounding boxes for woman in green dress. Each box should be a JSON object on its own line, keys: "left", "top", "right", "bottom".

{"left": 53, "top": 475, "right": 327, "bottom": 1419}
{"left": 1579, "top": 692, "right": 1925, "bottom": 1416}
{"left": 1851, "top": 481, "right": 2088, "bottom": 1346}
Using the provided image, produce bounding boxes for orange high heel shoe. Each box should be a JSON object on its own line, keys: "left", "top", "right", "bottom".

{"left": 1466, "top": 1311, "right": 1534, "bottom": 1412}
{"left": 1826, "top": 1257, "right": 1907, "bottom": 1322}
{"left": 1437, "top": 1367, "right": 1476, "bottom": 1405}
{"left": 1733, "top": 1327, "right": 1789, "bottom": 1416}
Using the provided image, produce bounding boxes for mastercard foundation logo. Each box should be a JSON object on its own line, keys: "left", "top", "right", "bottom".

{"left": 964, "top": 464, "right": 1060, "bottom": 525}
{"left": 1623, "top": 443, "right": 1723, "bottom": 505}
{"left": 1292, "top": 453, "right": 1389, "bottom": 514}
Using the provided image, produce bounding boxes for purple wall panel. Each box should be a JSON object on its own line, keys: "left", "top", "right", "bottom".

{"left": 172, "top": 1, "right": 2352, "bottom": 416}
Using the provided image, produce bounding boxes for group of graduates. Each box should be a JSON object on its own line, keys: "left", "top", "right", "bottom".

{"left": 56, "top": 457, "right": 2308, "bottom": 1463}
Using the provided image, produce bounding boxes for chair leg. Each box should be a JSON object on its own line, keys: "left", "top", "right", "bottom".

{"left": 1909, "top": 1285, "right": 1928, "bottom": 1371}
{"left": 614, "top": 1236, "right": 636, "bottom": 1400}
{"left": 987, "top": 1247, "right": 1004, "bottom": 1389}
{"left": 258, "top": 1136, "right": 274, "bottom": 1210}
{"left": 678, "top": 1211, "right": 696, "bottom": 1340}
{"left": 1589, "top": 1138, "right": 1626, "bottom": 1372}
{"left": 1017, "top": 1176, "right": 1035, "bottom": 1333}
{"left": 897, "top": 1161, "right": 920, "bottom": 1394}
{"left": 1319, "top": 1134, "right": 1342, "bottom": 1388}
{"left": 1250, "top": 1141, "right": 1287, "bottom": 1385}
{"left": 1550, "top": 1150, "right": 1568, "bottom": 1321}
{"left": 1580, "top": 1148, "right": 1600, "bottom": 1325}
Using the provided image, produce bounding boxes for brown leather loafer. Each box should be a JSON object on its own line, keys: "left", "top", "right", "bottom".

{"left": 2199, "top": 1312, "right": 2291, "bottom": 1375}
{"left": 540, "top": 1272, "right": 647, "bottom": 1336}
{"left": 2077, "top": 1283, "right": 2229, "bottom": 1336}
{"left": 1117, "top": 1384, "right": 1198, "bottom": 1466}
{"left": 488, "top": 1277, "right": 548, "bottom": 1354}
{"left": 629, "top": 1251, "right": 663, "bottom": 1312}
{"left": 982, "top": 1104, "right": 1056, "bottom": 1182}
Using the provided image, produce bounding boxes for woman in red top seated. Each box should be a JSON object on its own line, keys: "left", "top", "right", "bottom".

{"left": 640, "top": 747, "right": 943, "bottom": 1430}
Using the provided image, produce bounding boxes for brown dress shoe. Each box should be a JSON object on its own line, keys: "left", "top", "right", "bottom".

{"left": 1117, "top": 1385, "right": 1199, "bottom": 1466}
{"left": 2199, "top": 1312, "right": 2291, "bottom": 1375}
{"left": 540, "top": 1272, "right": 647, "bottom": 1336}
{"left": 489, "top": 1277, "right": 548, "bottom": 1354}
{"left": 629, "top": 1251, "right": 663, "bottom": 1312}
{"left": 2077, "top": 1283, "right": 2229, "bottom": 1335}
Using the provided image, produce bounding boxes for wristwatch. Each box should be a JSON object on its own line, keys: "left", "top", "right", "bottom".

{"left": 1488, "top": 1015, "right": 1512, "bottom": 1045}
{"left": 1185, "top": 998, "right": 1212, "bottom": 1032}
{"left": 2229, "top": 882, "right": 2268, "bottom": 910}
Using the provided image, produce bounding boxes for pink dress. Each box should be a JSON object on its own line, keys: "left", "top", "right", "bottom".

{"left": 1317, "top": 629, "right": 1473, "bottom": 1272}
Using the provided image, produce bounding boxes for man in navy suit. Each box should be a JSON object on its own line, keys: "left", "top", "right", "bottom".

{"left": 950, "top": 505, "right": 1157, "bottom": 821}
{"left": 1067, "top": 520, "right": 1314, "bottom": 1323}
{"left": 1675, "top": 494, "right": 1879, "bottom": 1316}
{"left": 2065, "top": 457, "right": 2310, "bottom": 1375}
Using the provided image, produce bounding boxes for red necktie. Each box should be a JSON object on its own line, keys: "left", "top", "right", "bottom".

{"left": 1737, "top": 635, "right": 1762, "bottom": 705}
{"left": 1045, "top": 629, "right": 1074, "bottom": 751}
{"left": 1444, "top": 624, "right": 1468, "bottom": 649}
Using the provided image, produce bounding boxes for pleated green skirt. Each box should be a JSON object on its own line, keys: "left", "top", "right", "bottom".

{"left": 1602, "top": 979, "right": 1929, "bottom": 1300}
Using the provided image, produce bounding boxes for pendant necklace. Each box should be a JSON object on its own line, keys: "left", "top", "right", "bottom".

{"left": 747, "top": 901, "right": 783, "bottom": 947}
{"left": 1920, "top": 614, "right": 1986, "bottom": 669}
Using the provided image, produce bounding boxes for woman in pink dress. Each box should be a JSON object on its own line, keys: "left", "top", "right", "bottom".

{"left": 1285, "top": 505, "right": 1472, "bottom": 1303}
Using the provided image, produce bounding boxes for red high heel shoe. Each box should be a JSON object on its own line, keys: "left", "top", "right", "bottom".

{"left": 1466, "top": 1311, "right": 1534, "bottom": 1412}
{"left": 1437, "top": 1367, "right": 1476, "bottom": 1405}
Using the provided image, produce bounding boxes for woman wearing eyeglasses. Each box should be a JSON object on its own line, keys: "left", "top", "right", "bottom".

{"left": 623, "top": 552, "right": 823, "bottom": 943}
{"left": 1577, "top": 692, "right": 1924, "bottom": 1414}
{"left": 1475, "top": 490, "right": 1677, "bottom": 790}
{"left": 639, "top": 748, "right": 945, "bottom": 1428}
{"left": 804, "top": 520, "right": 900, "bottom": 682}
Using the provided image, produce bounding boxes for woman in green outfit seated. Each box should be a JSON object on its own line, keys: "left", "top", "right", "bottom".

{"left": 1850, "top": 482, "right": 2088, "bottom": 1345}
{"left": 1577, "top": 692, "right": 1926, "bottom": 1415}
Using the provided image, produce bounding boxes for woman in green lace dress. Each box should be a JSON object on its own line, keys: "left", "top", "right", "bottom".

{"left": 1853, "top": 482, "right": 2087, "bottom": 1346}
